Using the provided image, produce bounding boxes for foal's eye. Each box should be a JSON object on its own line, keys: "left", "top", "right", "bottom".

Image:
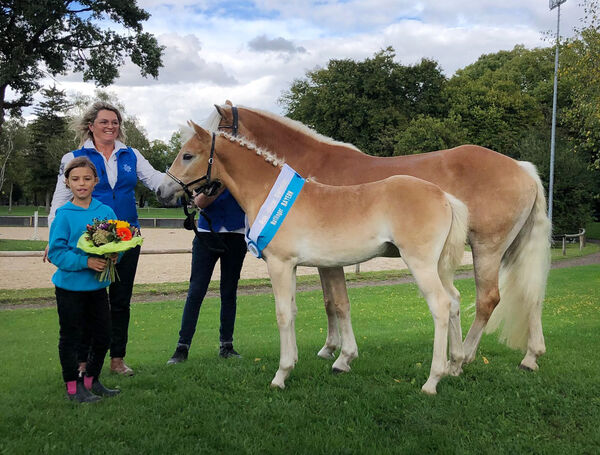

{"left": 182, "top": 153, "right": 193, "bottom": 161}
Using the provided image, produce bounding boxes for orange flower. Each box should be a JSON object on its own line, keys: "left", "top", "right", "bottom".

{"left": 116, "top": 227, "right": 133, "bottom": 241}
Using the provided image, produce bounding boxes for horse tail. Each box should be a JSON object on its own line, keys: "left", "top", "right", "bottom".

{"left": 485, "top": 162, "right": 551, "bottom": 351}
{"left": 439, "top": 193, "right": 469, "bottom": 277}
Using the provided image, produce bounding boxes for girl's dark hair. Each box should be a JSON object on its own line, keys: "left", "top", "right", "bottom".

{"left": 64, "top": 157, "right": 98, "bottom": 180}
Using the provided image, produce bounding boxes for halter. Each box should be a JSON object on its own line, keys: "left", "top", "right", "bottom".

{"left": 168, "top": 132, "right": 227, "bottom": 253}
{"left": 219, "top": 106, "right": 238, "bottom": 136}
{"left": 165, "top": 132, "right": 220, "bottom": 198}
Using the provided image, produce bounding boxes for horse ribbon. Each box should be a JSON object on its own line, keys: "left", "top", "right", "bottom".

{"left": 245, "top": 164, "right": 305, "bottom": 258}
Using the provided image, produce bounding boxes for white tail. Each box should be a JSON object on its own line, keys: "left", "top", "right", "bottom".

{"left": 485, "top": 162, "right": 551, "bottom": 350}
{"left": 439, "top": 193, "right": 469, "bottom": 276}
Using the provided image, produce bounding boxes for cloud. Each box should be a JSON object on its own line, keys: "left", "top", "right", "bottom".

{"left": 248, "top": 35, "right": 307, "bottom": 54}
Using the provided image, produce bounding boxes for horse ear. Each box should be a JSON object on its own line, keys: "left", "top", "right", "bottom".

{"left": 225, "top": 100, "right": 233, "bottom": 106}
{"left": 189, "top": 120, "right": 209, "bottom": 139}
{"left": 214, "top": 104, "right": 223, "bottom": 116}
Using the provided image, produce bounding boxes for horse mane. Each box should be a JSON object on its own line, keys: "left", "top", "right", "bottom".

{"left": 209, "top": 105, "right": 361, "bottom": 152}
{"left": 217, "top": 131, "right": 286, "bottom": 169}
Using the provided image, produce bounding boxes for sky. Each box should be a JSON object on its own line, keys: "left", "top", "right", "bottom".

{"left": 38, "top": 0, "right": 585, "bottom": 142}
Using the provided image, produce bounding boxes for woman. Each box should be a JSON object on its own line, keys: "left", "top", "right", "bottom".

{"left": 46, "top": 101, "right": 165, "bottom": 376}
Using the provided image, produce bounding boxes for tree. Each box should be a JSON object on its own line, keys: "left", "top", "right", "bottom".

{"left": 560, "top": 0, "right": 600, "bottom": 170}
{"left": 27, "top": 85, "right": 75, "bottom": 209}
{"left": 0, "top": 117, "right": 28, "bottom": 209}
{"left": 279, "top": 47, "right": 447, "bottom": 156}
{"left": 444, "top": 45, "right": 550, "bottom": 158}
{"left": 0, "top": 0, "right": 164, "bottom": 133}
{"left": 393, "top": 115, "right": 469, "bottom": 155}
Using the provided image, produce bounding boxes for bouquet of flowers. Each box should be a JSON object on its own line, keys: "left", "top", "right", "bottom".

{"left": 77, "top": 218, "right": 144, "bottom": 282}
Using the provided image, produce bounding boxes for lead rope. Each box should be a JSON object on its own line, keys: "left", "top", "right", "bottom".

{"left": 182, "top": 195, "right": 228, "bottom": 254}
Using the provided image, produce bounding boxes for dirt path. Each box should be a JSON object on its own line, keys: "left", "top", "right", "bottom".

{"left": 2, "top": 226, "right": 598, "bottom": 309}
{"left": 0, "top": 226, "right": 473, "bottom": 289}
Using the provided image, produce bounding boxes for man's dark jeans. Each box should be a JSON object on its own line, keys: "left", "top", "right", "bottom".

{"left": 178, "top": 233, "right": 247, "bottom": 346}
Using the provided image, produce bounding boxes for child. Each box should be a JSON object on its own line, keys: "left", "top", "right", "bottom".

{"left": 48, "top": 157, "right": 121, "bottom": 403}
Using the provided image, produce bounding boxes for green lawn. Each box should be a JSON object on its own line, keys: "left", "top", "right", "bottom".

{"left": 0, "top": 265, "right": 598, "bottom": 454}
{"left": 0, "top": 205, "right": 184, "bottom": 218}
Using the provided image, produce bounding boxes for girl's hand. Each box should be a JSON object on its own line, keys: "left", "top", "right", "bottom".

{"left": 87, "top": 257, "right": 108, "bottom": 272}
{"left": 43, "top": 245, "right": 51, "bottom": 263}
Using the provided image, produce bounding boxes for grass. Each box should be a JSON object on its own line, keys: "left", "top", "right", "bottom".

{"left": 0, "top": 205, "right": 184, "bottom": 218}
{"left": 0, "top": 265, "right": 598, "bottom": 454}
{"left": 0, "top": 239, "right": 48, "bottom": 251}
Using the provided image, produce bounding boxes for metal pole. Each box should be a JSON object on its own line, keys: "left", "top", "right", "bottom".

{"left": 548, "top": 3, "right": 562, "bottom": 225}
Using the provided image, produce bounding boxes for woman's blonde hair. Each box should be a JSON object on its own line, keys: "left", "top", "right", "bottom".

{"left": 71, "top": 101, "right": 127, "bottom": 146}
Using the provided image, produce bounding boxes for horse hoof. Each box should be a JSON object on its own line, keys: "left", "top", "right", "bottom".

{"left": 270, "top": 381, "right": 285, "bottom": 389}
{"left": 317, "top": 347, "right": 336, "bottom": 359}
{"left": 518, "top": 363, "right": 536, "bottom": 372}
{"left": 332, "top": 367, "right": 346, "bottom": 375}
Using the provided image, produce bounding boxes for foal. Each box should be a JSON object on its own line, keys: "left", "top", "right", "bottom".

{"left": 158, "top": 123, "right": 469, "bottom": 394}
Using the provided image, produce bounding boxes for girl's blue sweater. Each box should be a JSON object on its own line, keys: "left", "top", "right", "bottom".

{"left": 48, "top": 199, "right": 117, "bottom": 291}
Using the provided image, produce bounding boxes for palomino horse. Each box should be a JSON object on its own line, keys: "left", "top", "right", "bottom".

{"left": 157, "top": 123, "right": 469, "bottom": 394}
{"left": 208, "top": 103, "right": 552, "bottom": 372}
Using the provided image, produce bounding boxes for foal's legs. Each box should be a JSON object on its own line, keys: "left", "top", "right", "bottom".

{"left": 439, "top": 274, "right": 464, "bottom": 376}
{"left": 266, "top": 258, "right": 298, "bottom": 389}
{"left": 409, "top": 262, "right": 453, "bottom": 395}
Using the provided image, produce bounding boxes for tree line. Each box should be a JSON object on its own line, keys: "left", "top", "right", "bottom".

{"left": 0, "top": 89, "right": 181, "bottom": 210}
{"left": 279, "top": 14, "right": 600, "bottom": 233}
{"left": 1, "top": 1, "right": 598, "bottom": 232}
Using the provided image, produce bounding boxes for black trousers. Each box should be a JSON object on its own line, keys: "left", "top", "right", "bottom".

{"left": 178, "top": 233, "right": 247, "bottom": 346}
{"left": 79, "top": 245, "right": 141, "bottom": 361}
{"left": 56, "top": 287, "right": 110, "bottom": 382}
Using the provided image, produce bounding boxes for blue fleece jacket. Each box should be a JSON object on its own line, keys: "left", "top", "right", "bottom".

{"left": 48, "top": 199, "right": 117, "bottom": 291}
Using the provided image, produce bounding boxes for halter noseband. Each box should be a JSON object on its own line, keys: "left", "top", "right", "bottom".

{"left": 218, "top": 106, "right": 238, "bottom": 136}
{"left": 166, "top": 132, "right": 220, "bottom": 198}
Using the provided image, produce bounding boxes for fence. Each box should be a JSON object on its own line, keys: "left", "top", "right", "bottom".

{"left": 552, "top": 228, "right": 586, "bottom": 255}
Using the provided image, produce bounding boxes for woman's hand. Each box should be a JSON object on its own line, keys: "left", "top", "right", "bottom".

{"left": 87, "top": 257, "right": 108, "bottom": 272}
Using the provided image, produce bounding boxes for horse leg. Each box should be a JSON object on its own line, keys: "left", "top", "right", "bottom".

{"left": 326, "top": 271, "right": 358, "bottom": 373}
{"left": 462, "top": 248, "right": 502, "bottom": 365}
{"left": 440, "top": 275, "right": 464, "bottom": 376}
{"left": 410, "top": 264, "right": 452, "bottom": 395}
{"left": 520, "top": 304, "right": 545, "bottom": 371}
{"left": 266, "top": 258, "right": 298, "bottom": 389}
{"left": 316, "top": 267, "right": 344, "bottom": 359}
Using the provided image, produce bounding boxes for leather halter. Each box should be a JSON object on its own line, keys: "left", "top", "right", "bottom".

{"left": 219, "top": 106, "right": 238, "bottom": 136}
{"left": 167, "top": 132, "right": 226, "bottom": 253}
{"left": 165, "top": 132, "right": 220, "bottom": 198}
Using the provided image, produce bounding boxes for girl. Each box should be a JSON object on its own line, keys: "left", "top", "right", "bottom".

{"left": 48, "top": 157, "right": 121, "bottom": 403}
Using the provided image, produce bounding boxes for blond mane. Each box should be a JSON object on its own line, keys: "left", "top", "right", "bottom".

{"left": 208, "top": 105, "right": 361, "bottom": 152}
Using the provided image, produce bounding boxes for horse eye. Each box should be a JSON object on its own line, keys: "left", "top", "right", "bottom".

{"left": 182, "top": 153, "right": 193, "bottom": 161}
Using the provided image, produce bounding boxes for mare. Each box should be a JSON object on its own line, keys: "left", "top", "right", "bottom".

{"left": 208, "top": 102, "right": 552, "bottom": 372}
{"left": 157, "top": 123, "right": 469, "bottom": 394}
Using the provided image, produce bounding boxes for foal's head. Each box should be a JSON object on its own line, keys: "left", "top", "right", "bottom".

{"left": 157, "top": 121, "right": 217, "bottom": 205}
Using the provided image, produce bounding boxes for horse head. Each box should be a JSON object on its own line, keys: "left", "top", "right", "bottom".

{"left": 157, "top": 121, "right": 219, "bottom": 206}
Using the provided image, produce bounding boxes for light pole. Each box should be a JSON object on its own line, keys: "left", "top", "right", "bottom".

{"left": 548, "top": 0, "right": 567, "bottom": 225}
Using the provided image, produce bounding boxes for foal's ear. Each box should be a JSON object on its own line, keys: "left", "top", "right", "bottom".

{"left": 189, "top": 120, "right": 210, "bottom": 139}
{"left": 225, "top": 99, "right": 233, "bottom": 106}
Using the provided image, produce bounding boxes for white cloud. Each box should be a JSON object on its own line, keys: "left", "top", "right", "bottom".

{"left": 37, "top": 0, "right": 585, "bottom": 142}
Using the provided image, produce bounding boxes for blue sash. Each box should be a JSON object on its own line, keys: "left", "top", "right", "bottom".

{"left": 245, "top": 164, "right": 305, "bottom": 258}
